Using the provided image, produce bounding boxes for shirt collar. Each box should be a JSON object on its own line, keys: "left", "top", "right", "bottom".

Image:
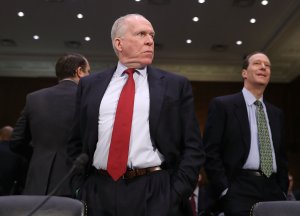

{"left": 242, "top": 87, "right": 264, "bottom": 106}
{"left": 115, "top": 62, "right": 147, "bottom": 77}
{"left": 59, "top": 78, "right": 78, "bottom": 84}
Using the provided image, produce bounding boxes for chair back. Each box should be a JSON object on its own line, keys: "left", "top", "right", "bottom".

{"left": 250, "top": 201, "right": 300, "bottom": 216}
{"left": 0, "top": 195, "right": 86, "bottom": 216}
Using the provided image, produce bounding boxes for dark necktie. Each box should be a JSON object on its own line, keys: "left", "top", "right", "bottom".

{"left": 107, "top": 68, "right": 135, "bottom": 181}
{"left": 254, "top": 100, "right": 273, "bottom": 177}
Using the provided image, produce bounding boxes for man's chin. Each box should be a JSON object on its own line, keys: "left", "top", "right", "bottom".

{"left": 123, "top": 57, "right": 153, "bottom": 68}
{"left": 143, "top": 59, "right": 153, "bottom": 65}
{"left": 138, "top": 58, "right": 153, "bottom": 67}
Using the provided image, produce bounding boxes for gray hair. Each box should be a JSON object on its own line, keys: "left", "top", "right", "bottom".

{"left": 111, "top": 14, "right": 147, "bottom": 56}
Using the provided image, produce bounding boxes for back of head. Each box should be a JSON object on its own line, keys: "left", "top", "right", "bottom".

{"left": 55, "top": 53, "right": 88, "bottom": 80}
{"left": 0, "top": 126, "right": 13, "bottom": 141}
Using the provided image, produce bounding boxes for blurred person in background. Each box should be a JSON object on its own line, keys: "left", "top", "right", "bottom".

{"left": 10, "top": 53, "right": 90, "bottom": 196}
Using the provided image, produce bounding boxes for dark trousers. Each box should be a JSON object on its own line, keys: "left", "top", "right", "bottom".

{"left": 221, "top": 173, "right": 286, "bottom": 216}
{"left": 79, "top": 169, "right": 192, "bottom": 216}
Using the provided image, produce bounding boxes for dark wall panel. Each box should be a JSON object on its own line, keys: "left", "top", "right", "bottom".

{"left": 0, "top": 77, "right": 56, "bottom": 126}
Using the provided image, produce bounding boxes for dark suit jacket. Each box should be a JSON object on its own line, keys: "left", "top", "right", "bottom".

{"left": 10, "top": 80, "right": 77, "bottom": 195}
{"left": 68, "top": 66, "right": 205, "bottom": 200}
{"left": 203, "top": 92, "right": 288, "bottom": 200}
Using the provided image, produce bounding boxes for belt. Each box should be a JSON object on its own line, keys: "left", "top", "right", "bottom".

{"left": 240, "top": 169, "right": 274, "bottom": 177}
{"left": 95, "top": 166, "right": 162, "bottom": 179}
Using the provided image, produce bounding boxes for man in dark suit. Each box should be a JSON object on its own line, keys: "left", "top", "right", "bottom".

{"left": 203, "top": 51, "right": 288, "bottom": 216}
{"left": 67, "top": 14, "right": 205, "bottom": 216}
{"left": 10, "top": 53, "right": 90, "bottom": 196}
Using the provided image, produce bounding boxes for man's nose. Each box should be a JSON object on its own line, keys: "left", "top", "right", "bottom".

{"left": 145, "top": 35, "right": 154, "bottom": 45}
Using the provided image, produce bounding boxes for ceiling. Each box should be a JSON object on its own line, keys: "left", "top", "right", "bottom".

{"left": 1, "top": 0, "right": 300, "bottom": 83}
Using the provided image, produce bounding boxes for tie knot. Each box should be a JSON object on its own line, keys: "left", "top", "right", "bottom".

{"left": 124, "top": 68, "right": 135, "bottom": 75}
{"left": 254, "top": 100, "right": 263, "bottom": 108}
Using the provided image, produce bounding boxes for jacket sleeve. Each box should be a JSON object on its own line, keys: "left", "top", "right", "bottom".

{"left": 203, "top": 98, "right": 229, "bottom": 198}
{"left": 10, "top": 106, "right": 33, "bottom": 160}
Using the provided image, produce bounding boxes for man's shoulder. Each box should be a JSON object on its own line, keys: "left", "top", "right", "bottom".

{"left": 81, "top": 68, "right": 115, "bottom": 82}
{"left": 148, "top": 65, "right": 189, "bottom": 81}
{"left": 25, "top": 81, "right": 78, "bottom": 105}
{"left": 27, "top": 84, "right": 57, "bottom": 98}
{"left": 206, "top": 92, "right": 246, "bottom": 112}
{"left": 213, "top": 92, "right": 243, "bottom": 103}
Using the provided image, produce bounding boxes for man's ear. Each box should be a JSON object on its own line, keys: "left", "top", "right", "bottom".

{"left": 242, "top": 69, "right": 247, "bottom": 79}
{"left": 76, "top": 67, "right": 84, "bottom": 78}
{"left": 114, "top": 38, "right": 122, "bottom": 52}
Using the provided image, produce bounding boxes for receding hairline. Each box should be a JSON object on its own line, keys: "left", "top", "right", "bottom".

{"left": 111, "top": 14, "right": 152, "bottom": 56}
{"left": 242, "top": 51, "right": 270, "bottom": 70}
{"left": 111, "top": 14, "right": 151, "bottom": 40}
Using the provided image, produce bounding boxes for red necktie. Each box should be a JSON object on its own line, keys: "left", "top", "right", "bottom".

{"left": 190, "top": 193, "right": 197, "bottom": 216}
{"left": 107, "top": 68, "right": 135, "bottom": 181}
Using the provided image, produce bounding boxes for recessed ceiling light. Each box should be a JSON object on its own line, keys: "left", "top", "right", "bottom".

{"left": 250, "top": 18, "right": 256, "bottom": 23}
{"left": 77, "top": 13, "right": 83, "bottom": 19}
{"left": 18, "top": 11, "right": 25, "bottom": 17}
{"left": 198, "top": 0, "right": 205, "bottom": 3}
{"left": 135, "top": 0, "right": 141, "bottom": 2}
{"left": 186, "top": 39, "right": 192, "bottom": 44}
{"left": 192, "top": 17, "right": 199, "bottom": 22}
{"left": 261, "top": 0, "right": 268, "bottom": 5}
{"left": 84, "top": 36, "right": 91, "bottom": 41}
{"left": 236, "top": 40, "right": 242, "bottom": 45}
{"left": 33, "top": 35, "right": 40, "bottom": 40}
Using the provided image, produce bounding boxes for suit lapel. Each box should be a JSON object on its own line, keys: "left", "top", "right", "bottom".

{"left": 90, "top": 69, "right": 114, "bottom": 116}
{"left": 147, "top": 66, "right": 165, "bottom": 137}
{"left": 87, "top": 69, "right": 115, "bottom": 152}
{"left": 234, "top": 92, "right": 251, "bottom": 150}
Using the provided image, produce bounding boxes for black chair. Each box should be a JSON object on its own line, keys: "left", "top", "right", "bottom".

{"left": 250, "top": 201, "right": 300, "bottom": 216}
{"left": 0, "top": 195, "right": 86, "bottom": 216}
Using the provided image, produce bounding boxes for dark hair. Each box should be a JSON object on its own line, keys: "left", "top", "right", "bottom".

{"left": 55, "top": 53, "right": 87, "bottom": 80}
{"left": 242, "top": 51, "right": 267, "bottom": 69}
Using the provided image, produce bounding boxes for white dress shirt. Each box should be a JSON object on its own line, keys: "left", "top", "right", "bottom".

{"left": 93, "top": 62, "right": 164, "bottom": 169}
{"left": 242, "top": 87, "right": 277, "bottom": 172}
